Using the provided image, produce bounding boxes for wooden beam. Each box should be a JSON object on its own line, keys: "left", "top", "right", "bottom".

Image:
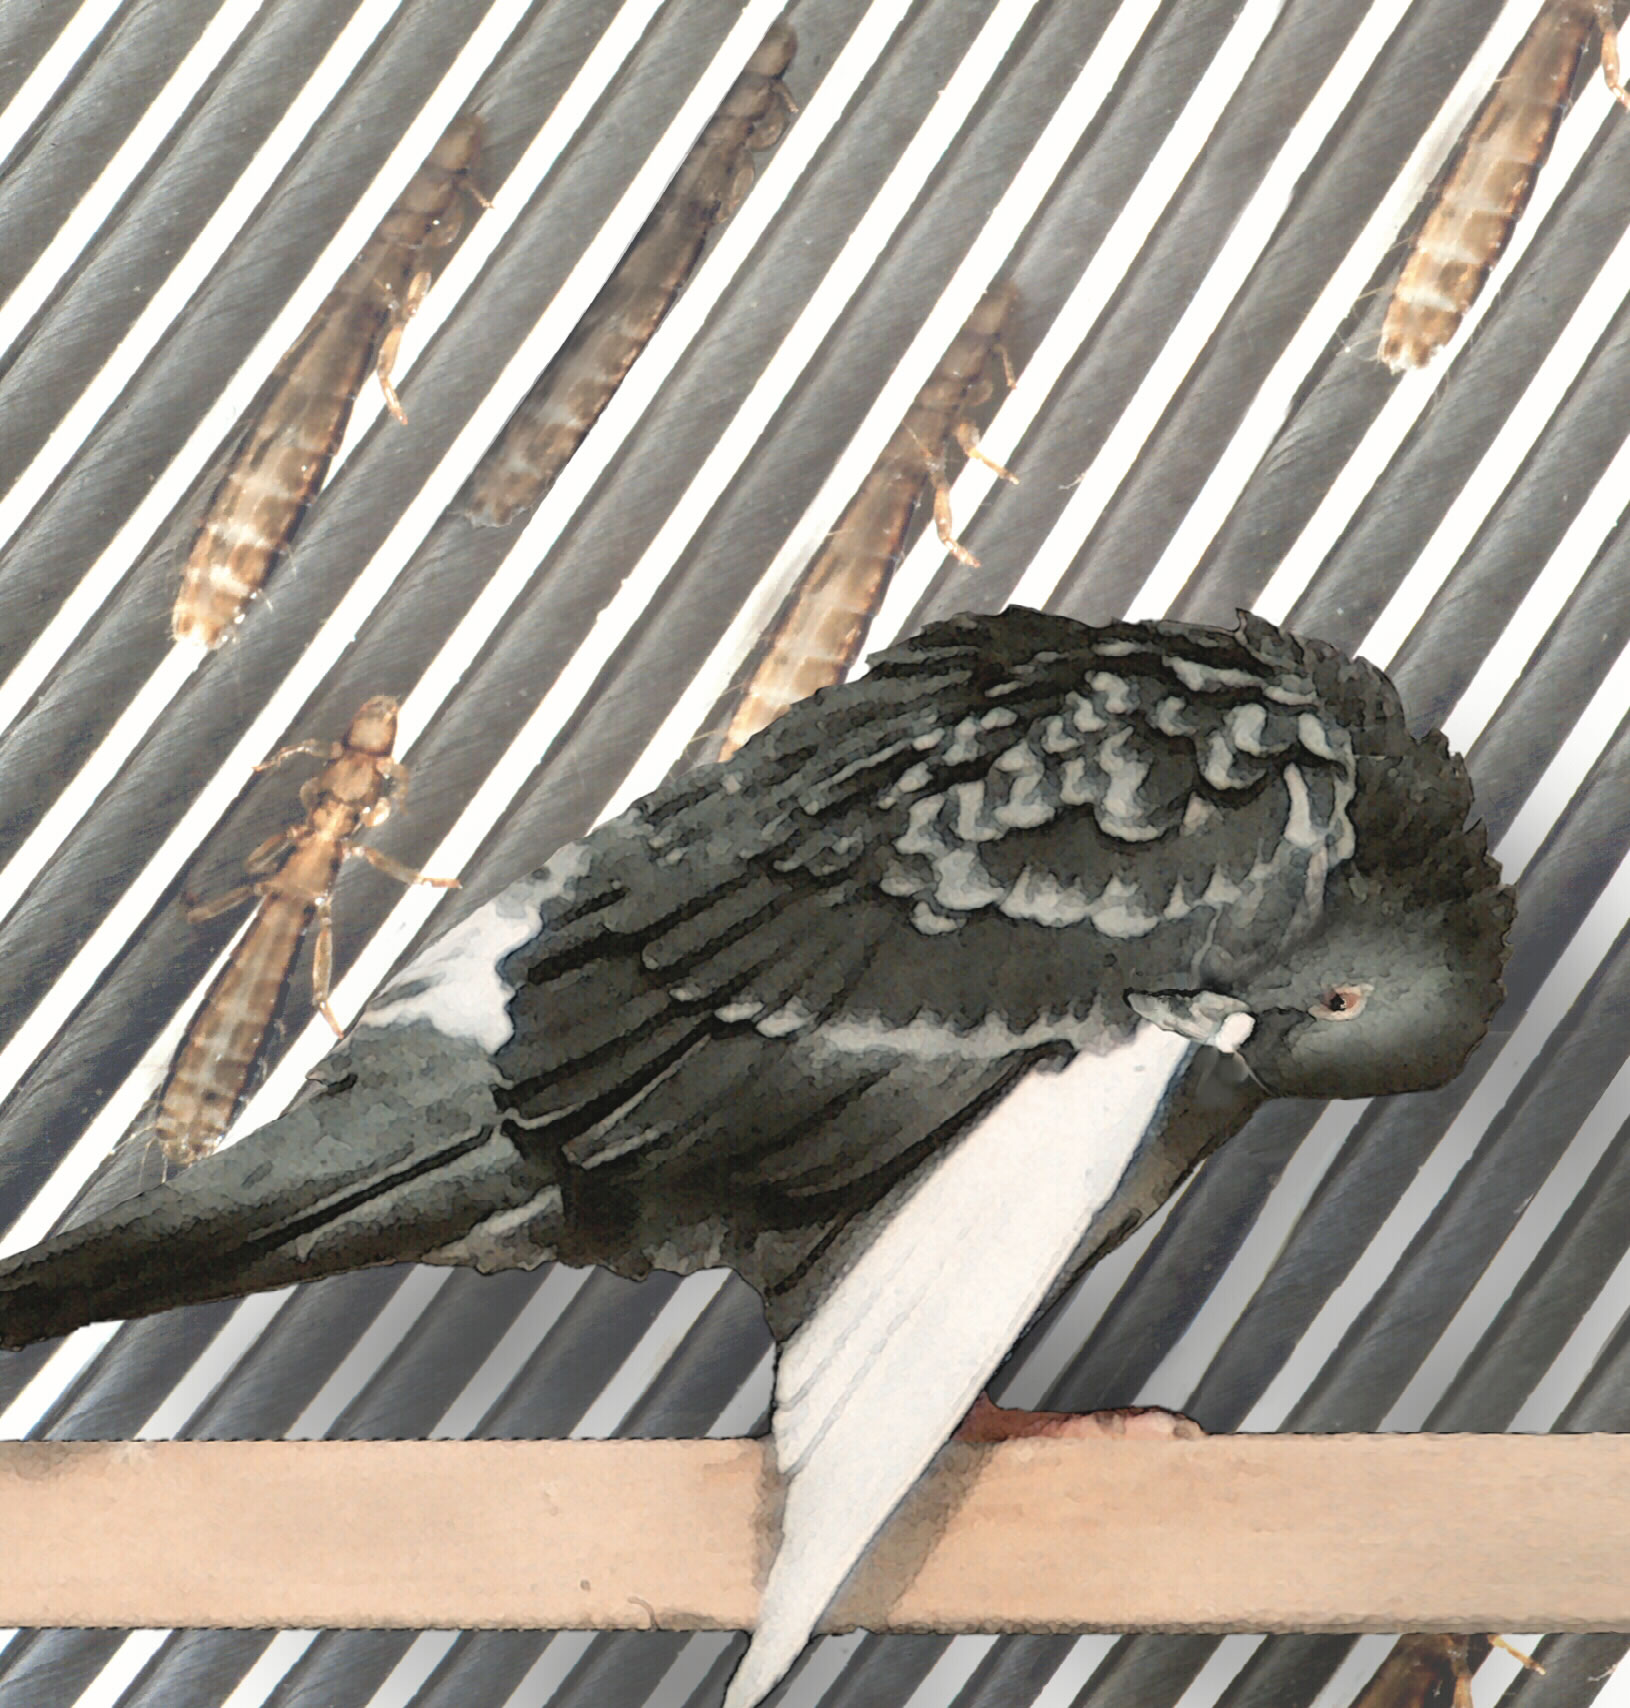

{"left": 1, "top": 1435, "right": 1627, "bottom": 1632}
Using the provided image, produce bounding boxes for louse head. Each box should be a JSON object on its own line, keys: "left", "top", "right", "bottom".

{"left": 432, "top": 111, "right": 484, "bottom": 178}
{"left": 346, "top": 695, "right": 401, "bottom": 757}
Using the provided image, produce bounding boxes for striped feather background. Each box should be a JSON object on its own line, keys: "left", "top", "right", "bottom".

{"left": 0, "top": 1, "right": 1626, "bottom": 1705}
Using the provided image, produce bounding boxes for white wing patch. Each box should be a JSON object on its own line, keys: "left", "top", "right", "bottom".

{"left": 721, "top": 1024, "right": 1199, "bottom": 1708}
{"left": 358, "top": 845, "right": 594, "bottom": 1050}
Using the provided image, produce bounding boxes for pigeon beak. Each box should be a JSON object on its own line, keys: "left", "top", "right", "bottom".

{"left": 1207, "top": 1009, "right": 1255, "bottom": 1054}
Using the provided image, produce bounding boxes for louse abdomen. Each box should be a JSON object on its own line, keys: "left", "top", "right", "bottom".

{"left": 719, "top": 283, "right": 1016, "bottom": 758}
{"left": 1378, "top": 0, "right": 1597, "bottom": 372}
{"left": 460, "top": 25, "right": 795, "bottom": 526}
{"left": 172, "top": 343, "right": 372, "bottom": 649}
{"left": 153, "top": 895, "right": 319, "bottom": 1167}
{"left": 174, "top": 114, "right": 484, "bottom": 647}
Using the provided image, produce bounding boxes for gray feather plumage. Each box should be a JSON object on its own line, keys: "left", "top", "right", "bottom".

{"left": 0, "top": 605, "right": 1511, "bottom": 1342}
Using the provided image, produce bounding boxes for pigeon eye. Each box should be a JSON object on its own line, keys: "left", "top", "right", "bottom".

{"left": 1311, "top": 983, "right": 1371, "bottom": 1022}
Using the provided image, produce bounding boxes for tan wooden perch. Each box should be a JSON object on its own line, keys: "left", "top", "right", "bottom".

{"left": 1, "top": 1435, "right": 1626, "bottom": 1632}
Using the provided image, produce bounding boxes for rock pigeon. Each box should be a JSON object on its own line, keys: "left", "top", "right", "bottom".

{"left": 0, "top": 607, "right": 1514, "bottom": 1708}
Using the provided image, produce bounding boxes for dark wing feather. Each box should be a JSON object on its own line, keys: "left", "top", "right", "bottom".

{"left": 456, "top": 607, "right": 1364, "bottom": 1305}
{"left": 0, "top": 609, "right": 1488, "bottom": 1367}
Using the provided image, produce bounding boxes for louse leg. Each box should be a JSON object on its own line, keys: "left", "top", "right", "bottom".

{"left": 1449, "top": 1646, "right": 1474, "bottom": 1708}
{"left": 931, "top": 469, "right": 979, "bottom": 568}
{"left": 143, "top": 1125, "right": 214, "bottom": 1185}
{"left": 993, "top": 336, "right": 1016, "bottom": 391}
{"left": 184, "top": 878, "right": 267, "bottom": 923}
{"left": 1598, "top": 4, "right": 1630, "bottom": 109}
{"left": 311, "top": 894, "right": 344, "bottom": 1036}
{"left": 377, "top": 270, "right": 432, "bottom": 425}
{"left": 422, "top": 203, "right": 466, "bottom": 251}
{"left": 350, "top": 842, "right": 460, "bottom": 890}
{"left": 954, "top": 419, "right": 1018, "bottom": 485}
{"left": 906, "top": 427, "right": 981, "bottom": 569}
{"left": 721, "top": 158, "right": 759, "bottom": 220}
{"left": 244, "top": 823, "right": 302, "bottom": 876}
{"left": 130, "top": 1120, "right": 166, "bottom": 1191}
{"left": 746, "top": 85, "right": 797, "bottom": 152}
{"left": 425, "top": 172, "right": 493, "bottom": 246}
{"left": 746, "top": 109, "right": 785, "bottom": 152}
{"left": 255, "top": 739, "right": 339, "bottom": 774}
{"left": 1437, "top": 1635, "right": 1543, "bottom": 1708}
{"left": 1488, "top": 1637, "right": 1543, "bottom": 1676}
{"left": 374, "top": 754, "right": 411, "bottom": 806}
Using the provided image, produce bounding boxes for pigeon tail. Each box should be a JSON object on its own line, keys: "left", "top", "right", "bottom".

{"left": 0, "top": 1022, "right": 559, "bottom": 1351}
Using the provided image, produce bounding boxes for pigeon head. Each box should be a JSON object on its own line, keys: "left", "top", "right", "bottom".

{"left": 1237, "top": 620, "right": 1515, "bottom": 1100}
{"left": 1122, "top": 624, "right": 1514, "bottom": 1102}
{"left": 1229, "top": 849, "right": 1512, "bottom": 1101}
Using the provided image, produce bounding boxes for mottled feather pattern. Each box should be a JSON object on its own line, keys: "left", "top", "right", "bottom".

{"left": 282, "top": 607, "right": 1512, "bottom": 1341}
{"left": 870, "top": 634, "right": 1356, "bottom": 976}
{"left": 481, "top": 609, "right": 1496, "bottom": 1102}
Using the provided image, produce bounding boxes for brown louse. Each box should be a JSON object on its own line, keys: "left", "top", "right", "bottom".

{"left": 151, "top": 695, "right": 458, "bottom": 1170}
{"left": 1379, "top": 0, "right": 1630, "bottom": 372}
{"left": 1345, "top": 1635, "right": 1543, "bottom": 1708}
{"left": 174, "top": 115, "right": 486, "bottom": 648}
{"left": 460, "top": 21, "right": 796, "bottom": 526}
{"left": 716, "top": 283, "right": 1019, "bottom": 760}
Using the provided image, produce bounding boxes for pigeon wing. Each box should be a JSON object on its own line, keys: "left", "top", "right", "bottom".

{"left": 722, "top": 1025, "right": 1198, "bottom": 1708}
